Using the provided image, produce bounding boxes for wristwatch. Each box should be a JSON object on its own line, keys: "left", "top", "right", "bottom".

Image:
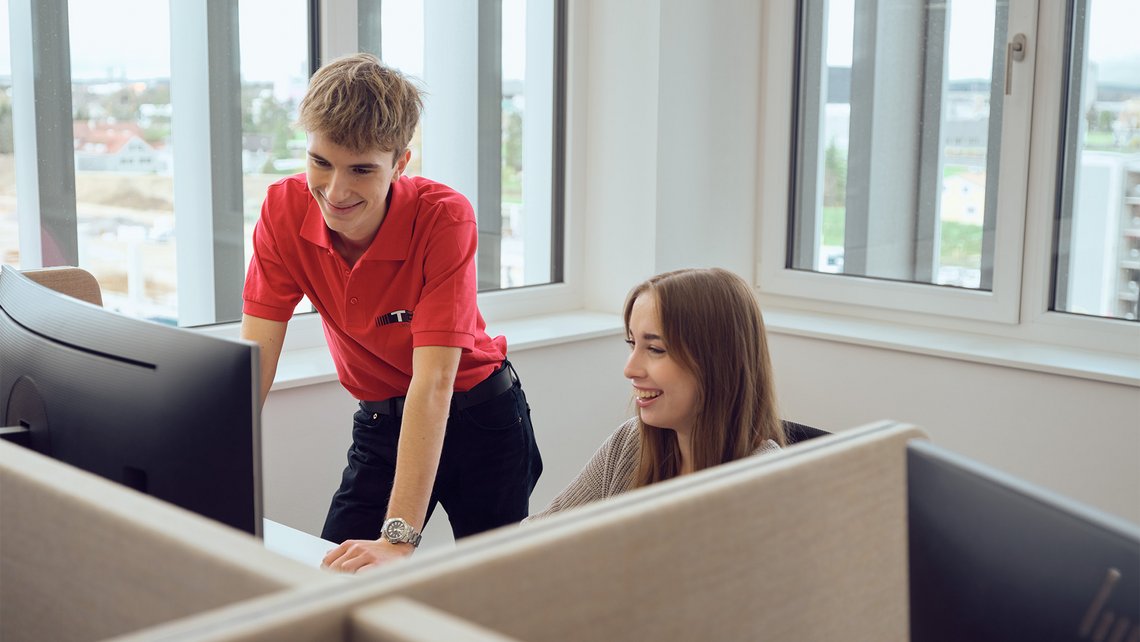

{"left": 380, "top": 517, "right": 422, "bottom": 547}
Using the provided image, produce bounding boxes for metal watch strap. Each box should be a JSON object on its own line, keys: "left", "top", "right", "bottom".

{"left": 382, "top": 517, "right": 422, "bottom": 547}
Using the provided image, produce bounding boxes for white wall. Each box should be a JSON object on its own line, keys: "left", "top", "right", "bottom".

{"left": 769, "top": 334, "right": 1140, "bottom": 522}
{"left": 580, "top": 0, "right": 660, "bottom": 312}
{"left": 655, "top": 0, "right": 762, "bottom": 280}
{"left": 581, "top": 0, "right": 763, "bottom": 312}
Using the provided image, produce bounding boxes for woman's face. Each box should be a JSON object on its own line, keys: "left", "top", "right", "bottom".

{"left": 623, "top": 292, "right": 701, "bottom": 437}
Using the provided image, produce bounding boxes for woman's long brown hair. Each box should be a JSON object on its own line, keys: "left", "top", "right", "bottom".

{"left": 626, "top": 268, "right": 785, "bottom": 488}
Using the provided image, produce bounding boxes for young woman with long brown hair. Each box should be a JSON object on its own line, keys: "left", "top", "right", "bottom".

{"left": 527, "top": 267, "right": 786, "bottom": 520}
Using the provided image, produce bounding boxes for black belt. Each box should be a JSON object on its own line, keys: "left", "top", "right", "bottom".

{"left": 360, "top": 361, "right": 516, "bottom": 418}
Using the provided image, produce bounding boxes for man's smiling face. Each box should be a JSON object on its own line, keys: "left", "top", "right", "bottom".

{"left": 305, "top": 131, "right": 409, "bottom": 250}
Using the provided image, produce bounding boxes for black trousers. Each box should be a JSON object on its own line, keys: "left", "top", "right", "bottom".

{"left": 320, "top": 362, "right": 543, "bottom": 544}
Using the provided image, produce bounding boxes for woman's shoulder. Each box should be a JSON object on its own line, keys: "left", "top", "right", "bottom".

{"left": 589, "top": 417, "right": 641, "bottom": 477}
{"left": 616, "top": 416, "right": 640, "bottom": 435}
{"left": 612, "top": 416, "right": 641, "bottom": 449}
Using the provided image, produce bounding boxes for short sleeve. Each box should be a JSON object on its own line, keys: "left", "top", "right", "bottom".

{"left": 243, "top": 195, "right": 304, "bottom": 322}
{"left": 410, "top": 208, "right": 480, "bottom": 350}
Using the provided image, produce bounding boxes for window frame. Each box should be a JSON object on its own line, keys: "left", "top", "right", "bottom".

{"left": 762, "top": 0, "right": 1038, "bottom": 325}
{"left": 756, "top": 0, "right": 1140, "bottom": 356}
{"left": 9, "top": 0, "right": 78, "bottom": 269}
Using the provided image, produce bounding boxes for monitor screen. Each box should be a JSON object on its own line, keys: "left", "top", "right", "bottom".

{"left": 907, "top": 440, "right": 1140, "bottom": 642}
{"left": 0, "top": 266, "right": 263, "bottom": 536}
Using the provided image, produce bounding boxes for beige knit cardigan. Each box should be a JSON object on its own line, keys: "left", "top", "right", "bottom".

{"left": 525, "top": 417, "right": 780, "bottom": 522}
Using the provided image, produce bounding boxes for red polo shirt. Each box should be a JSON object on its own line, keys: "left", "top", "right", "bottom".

{"left": 243, "top": 173, "right": 506, "bottom": 401}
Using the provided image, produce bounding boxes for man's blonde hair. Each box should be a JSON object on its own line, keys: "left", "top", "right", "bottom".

{"left": 297, "top": 53, "right": 423, "bottom": 160}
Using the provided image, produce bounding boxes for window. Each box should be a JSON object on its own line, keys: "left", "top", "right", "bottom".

{"left": 778, "top": 0, "right": 1033, "bottom": 323}
{"left": 375, "top": 0, "right": 562, "bottom": 292}
{"left": 758, "top": 0, "right": 1139, "bottom": 353}
{"left": 1053, "top": 0, "right": 1140, "bottom": 321}
{"left": 3, "top": 0, "right": 566, "bottom": 327}
{"left": 68, "top": 0, "right": 174, "bottom": 320}
{"left": 238, "top": 0, "right": 313, "bottom": 318}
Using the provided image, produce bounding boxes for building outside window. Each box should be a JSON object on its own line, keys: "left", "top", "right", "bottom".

{"left": 797, "top": 0, "right": 1002, "bottom": 291}
{"left": 1054, "top": 0, "right": 1140, "bottom": 321}
{"left": 67, "top": 0, "right": 175, "bottom": 320}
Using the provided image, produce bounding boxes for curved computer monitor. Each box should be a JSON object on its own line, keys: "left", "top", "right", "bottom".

{"left": 0, "top": 265, "right": 262, "bottom": 536}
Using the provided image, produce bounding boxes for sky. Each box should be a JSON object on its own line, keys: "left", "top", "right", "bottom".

{"left": 0, "top": 1, "right": 1133, "bottom": 85}
{"left": 0, "top": 0, "right": 527, "bottom": 84}
{"left": 823, "top": 0, "right": 1139, "bottom": 82}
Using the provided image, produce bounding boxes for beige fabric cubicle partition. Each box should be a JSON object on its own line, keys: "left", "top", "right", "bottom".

{"left": 0, "top": 441, "right": 330, "bottom": 642}
{"left": 352, "top": 598, "right": 523, "bottom": 642}
{"left": 116, "top": 420, "right": 926, "bottom": 642}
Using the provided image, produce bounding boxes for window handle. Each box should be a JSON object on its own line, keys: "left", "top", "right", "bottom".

{"left": 1005, "top": 33, "right": 1027, "bottom": 96}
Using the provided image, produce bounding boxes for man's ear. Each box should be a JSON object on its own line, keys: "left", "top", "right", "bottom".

{"left": 393, "top": 148, "right": 412, "bottom": 182}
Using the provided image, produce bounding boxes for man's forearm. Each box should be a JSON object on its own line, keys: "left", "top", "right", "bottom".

{"left": 239, "top": 314, "right": 286, "bottom": 407}
{"left": 385, "top": 371, "right": 454, "bottom": 531}
{"left": 320, "top": 347, "right": 460, "bottom": 572}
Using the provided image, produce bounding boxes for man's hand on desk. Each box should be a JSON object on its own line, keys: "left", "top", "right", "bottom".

{"left": 321, "top": 539, "right": 414, "bottom": 573}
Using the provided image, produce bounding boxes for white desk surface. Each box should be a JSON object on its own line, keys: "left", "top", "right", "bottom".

{"left": 263, "top": 519, "right": 335, "bottom": 568}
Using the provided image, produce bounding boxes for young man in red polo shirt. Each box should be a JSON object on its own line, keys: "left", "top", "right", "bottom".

{"left": 241, "top": 53, "right": 542, "bottom": 572}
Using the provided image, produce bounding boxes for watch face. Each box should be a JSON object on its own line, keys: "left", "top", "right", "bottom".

{"left": 384, "top": 519, "right": 409, "bottom": 542}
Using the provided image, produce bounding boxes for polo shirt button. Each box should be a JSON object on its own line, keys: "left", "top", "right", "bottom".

{"left": 344, "top": 269, "right": 350, "bottom": 276}
{"left": 350, "top": 297, "right": 359, "bottom": 305}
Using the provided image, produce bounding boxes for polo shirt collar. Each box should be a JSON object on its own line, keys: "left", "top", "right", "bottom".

{"left": 300, "top": 196, "right": 332, "bottom": 250}
{"left": 363, "top": 176, "right": 414, "bottom": 261}
{"left": 298, "top": 176, "right": 415, "bottom": 261}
